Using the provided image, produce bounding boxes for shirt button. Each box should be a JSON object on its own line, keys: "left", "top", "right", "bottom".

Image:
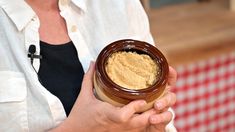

{"left": 60, "top": 0, "right": 68, "bottom": 6}
{"left": 71, "top": 25, "right": 77, "bottom": 32}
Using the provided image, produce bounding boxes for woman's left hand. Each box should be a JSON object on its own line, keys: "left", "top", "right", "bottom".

{"left": 146, "top": 66, "right": 177, "bottom": 132}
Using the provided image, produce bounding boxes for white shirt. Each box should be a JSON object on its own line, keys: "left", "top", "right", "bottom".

{"left": 0, "top": 0, "right": 176, "bottom": 131}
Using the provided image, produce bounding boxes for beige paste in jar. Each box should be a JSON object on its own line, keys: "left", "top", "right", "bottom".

{"left": 105, "top": 51, "right": 160, "bottom": 90}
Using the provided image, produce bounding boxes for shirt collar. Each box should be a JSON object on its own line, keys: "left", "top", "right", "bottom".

{"left": 71, "top": 0, "right": 87, "bottom": 12}
{"left": 0, "top": 0, "right": 87, "bottom": 31}
{"left": 0, "top": 0, "right": 36, "bottom": 31}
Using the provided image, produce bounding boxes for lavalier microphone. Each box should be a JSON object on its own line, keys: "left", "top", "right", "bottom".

{"left": 28, "top": 45, "right": 42, "bottom": 64}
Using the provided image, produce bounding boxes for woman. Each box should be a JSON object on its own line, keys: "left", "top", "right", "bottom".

{"left": 0, "top": 0, "right": 177, "bottom": 131}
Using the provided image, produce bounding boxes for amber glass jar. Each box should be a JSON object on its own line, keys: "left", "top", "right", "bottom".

{"left": 93, "top": 39, "right": 169, "bottom": 112}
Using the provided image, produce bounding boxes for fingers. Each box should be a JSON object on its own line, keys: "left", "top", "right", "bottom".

{"left": 168, "top": 66, "right": 177, "bottom": 87}
{"left": 127, "top": 109, "right": 156, "bottom": 128}
{"left": 159, "top": 66, "right": 176, "bottom": 110}
{"left": 80, "top": 61, "right": 95, "bottom": 98}
{"left": 149, "top": 110, "right": 173, "bottom": 125}
{"left": 148, "top": 111, "right": 173, "bottom": 132}
{"left": 154, "top": 92, "right": 176, "bottom": 111}
{"left": 111, "top": 100, "right": 147, "bottom": 123}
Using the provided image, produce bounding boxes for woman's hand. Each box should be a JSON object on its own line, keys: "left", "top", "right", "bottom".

{"left": 51, "top": 63, "right": 177, "bottom": 132}
{"left": 51, "top": 62, "right": 154, "bottom": 132}
{"left": 146, "top": 67, "right": 177, "bottom": 132}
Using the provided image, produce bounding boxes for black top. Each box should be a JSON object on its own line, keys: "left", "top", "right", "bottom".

{"left": 38, "top": 41, "right": 84, "bottom": 116}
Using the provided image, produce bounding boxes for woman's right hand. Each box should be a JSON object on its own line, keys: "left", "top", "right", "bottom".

{"left": 50, "top": 62, "right": 155, "bottom": 132}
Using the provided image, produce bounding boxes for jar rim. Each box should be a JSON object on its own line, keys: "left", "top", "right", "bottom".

{"left": 95, "top": 39, "right": 169, "bottom": 100}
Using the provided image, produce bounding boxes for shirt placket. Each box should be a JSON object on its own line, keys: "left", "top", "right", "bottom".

{"left": 59, "top": 1, "right": 94, "bottom": 72}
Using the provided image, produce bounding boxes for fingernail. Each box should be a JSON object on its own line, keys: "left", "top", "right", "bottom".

{"left": 90, "top": 61, "right": 95, "bottom": 66}
{"left": 156, "top": 102, "right": 163, "bottom": 110}
{"left": 139, "top": 100, "right": 147, "bottom": 106}
{"left": 88, "top": 61, "right": 94, "bottom": 69}
{"left": 150, "top": 117, "right": 158, "bottom": 124}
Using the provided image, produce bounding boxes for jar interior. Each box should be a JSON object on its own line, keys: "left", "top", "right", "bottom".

{"left": 104, "top": 48, "right": 162, "bottom": 91}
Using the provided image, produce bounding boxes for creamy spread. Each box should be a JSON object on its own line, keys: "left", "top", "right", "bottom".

{"left": 105, "top": 51, "right": 160, "bottom": 90}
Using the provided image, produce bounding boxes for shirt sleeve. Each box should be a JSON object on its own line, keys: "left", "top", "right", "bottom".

{"left": 166, "top": 108, "right": 178, "bottom": 132}
{"left": 125, "top": 0, "right": 154, "bottom": 45}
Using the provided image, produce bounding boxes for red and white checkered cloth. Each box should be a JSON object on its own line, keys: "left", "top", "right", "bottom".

{"left": 172, "top": 52, "right": 235, "bottom": 132}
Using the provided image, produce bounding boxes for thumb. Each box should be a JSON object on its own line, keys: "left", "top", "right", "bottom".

{"left": 79, "top": 61, "right": 95, "bottom": 98}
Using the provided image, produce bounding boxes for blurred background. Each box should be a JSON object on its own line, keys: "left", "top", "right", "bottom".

{"left": 141, "top": 0, "right": 235, "bottom": 131}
